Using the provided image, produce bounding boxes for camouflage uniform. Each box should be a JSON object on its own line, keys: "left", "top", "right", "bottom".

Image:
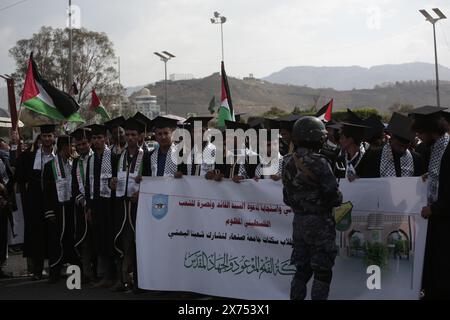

{"left": 282, "top": 147, "right": 342, "bottom": 300}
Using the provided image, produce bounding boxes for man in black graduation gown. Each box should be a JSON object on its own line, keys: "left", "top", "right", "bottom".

{"left": 357, "top": 112, "right": 424, "bottom": 178}
{"left": 105, "top": 116, "right": 126, "bottom": 155}
{"left": 42, "top": 135, "right": 77, "bottom": 283}
{"left": 146, "top": 116, "right": 182, "bottom": 177}
{"left": 70, "top": 127, "right": 95, "bottom": 283}
{"left": 85, "top": 124, "right": 118, "bottom": 287}
{"left": 133, "top": 112, "right": 153, "bottom": 152}
{"left": 112, "top": 117, "right": 150, "bottom": 292}
{"left": 0, "top": 156, "right": 14, "bottom": 278}
{"left": 15, "top": 124, "right": 57, "bottom": 280}
{"left": 178, "top": 116, "right": 216, "bottom": 177}
{"left": 335, "top": 110, "right": 369, "bottom": 180}
{"left": 409, "top": 106, "right": 450, "bottom": 299}
{"left": 320, "top": 120, "right": 341, "bottom": 166}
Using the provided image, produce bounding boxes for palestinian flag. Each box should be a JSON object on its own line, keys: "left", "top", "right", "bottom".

{"left": 315, "top": 99, "right": 333, "bottom": 122}
{"left": 89, "top": 89, "right": 111, "bottom": 121}
{"left": 217, "top": 61, "right": 235, "bottom": 127}
{"left": 20, "top": 54, "right": 84, "bottom": 122}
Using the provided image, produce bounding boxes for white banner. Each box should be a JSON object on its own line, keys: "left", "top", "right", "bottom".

{"left": 136, "top": 176, "right": 427, "bottom": 300}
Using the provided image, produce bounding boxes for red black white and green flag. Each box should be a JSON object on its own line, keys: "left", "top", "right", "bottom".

{"left": 315, "top": 99, "right": 333, "bottom": 122}
{"left": 217, "top": 61, "right": 235, "bottom": 127}
{"left": 20, "top": 53, "right": 84, "bottom": 122}
{"left": 89, "top": 89, "right": 111, "bottom": 121}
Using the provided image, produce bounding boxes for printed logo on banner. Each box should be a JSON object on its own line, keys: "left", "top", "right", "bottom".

{"left": 151, "top": 194, "right": 169, "bottom": 220}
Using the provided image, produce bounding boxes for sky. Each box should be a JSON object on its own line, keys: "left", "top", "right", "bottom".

{"left": 1, "top": 0, "right": 450, "bottom": 87}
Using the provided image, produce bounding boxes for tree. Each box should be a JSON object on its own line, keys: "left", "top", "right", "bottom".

{"left": 9, "top": 26, "right": 125, "bottom": 123}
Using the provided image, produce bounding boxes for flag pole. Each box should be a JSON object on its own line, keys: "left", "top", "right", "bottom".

{"left": 68, "top": 0, "right": 73, "bottom": 92}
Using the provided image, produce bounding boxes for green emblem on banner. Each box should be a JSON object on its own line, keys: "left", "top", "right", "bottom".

{"left": 333, "top": 201, "right": 353, "bottom": 232}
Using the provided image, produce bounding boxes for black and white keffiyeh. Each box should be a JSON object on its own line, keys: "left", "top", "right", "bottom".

{"left": 380, "top": 143, "right": 414, "bottom": 177}
{"left": 0, "top": 158, "right": 8, "bottom": 185}
{"left": 336, "top": 143, "right": 366, "bottom": 178}
{"left": 254, "top": 153, "right": 284, "bottom": 178}
{"left": 150, "top": 143, "right": 178, "bottom": 177}
{"left": 88, "top": 146, "right": 112, "bottom": 199}
{"left": 187, "top": 143, "right": 216, "bottom": 176}
{"left": 428, "top": 133, "right": 450, "bottom": 203}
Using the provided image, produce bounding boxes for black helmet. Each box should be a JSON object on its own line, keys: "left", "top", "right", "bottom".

{"left": 292, "top": 116, "right": 327, "bottom": 144}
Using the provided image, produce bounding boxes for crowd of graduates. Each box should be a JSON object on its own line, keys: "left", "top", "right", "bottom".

{"left": 0, "top": 105, "right": 449, "bottom": 299}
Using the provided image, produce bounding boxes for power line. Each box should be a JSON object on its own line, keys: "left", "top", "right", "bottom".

{"left": 0, "top": 0, "right": 29, "bottom": 13}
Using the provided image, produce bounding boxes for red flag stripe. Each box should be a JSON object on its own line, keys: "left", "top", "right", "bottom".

{"left": 20, "top": 58, "right": 39, "bottom": 103}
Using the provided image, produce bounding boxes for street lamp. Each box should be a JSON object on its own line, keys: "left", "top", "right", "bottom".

{"left": 210, "top": 11, "right": 227, "bottom": 62}
{"left": 420, "top": 8, "right": 447, "bottom": 107}
{"left": 154, "top": 51, "right": 175, "bottom": 115}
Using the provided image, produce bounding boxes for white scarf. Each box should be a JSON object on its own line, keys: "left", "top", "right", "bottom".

{"left": 428, "top": 133, "right": 450, "bottom": 204}
{"left": 255, "top": 153, "right": 284, "bottom": 178}
{"left": 116, "top": 147, "right": 144, "bottom": 197}
{"left": 33, "top": 147, "right": 56, "bottom": 170}
{"left": 150, "top": 143, "right": 178, "bottom": 177}
{"left": 380, "top": 143, "right": 414, "bottom": 177}
{"left": 52, "top": 155, "right": 72, "bottom": 203}
{"left": 88, "top": 146, "right": 112, "bottom": 199}
{"left": 75, "top": 150, "right": 93, "bottom": 196}
{"left": 336, "top": 143, "right": 366, "bottom": 178}
{"left": 186, "top": 143, "right": 216, "bottom": 176}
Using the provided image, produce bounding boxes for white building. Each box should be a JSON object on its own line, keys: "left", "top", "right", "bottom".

{"left": 132, "top": 88, "right": 161, "bottom": 119}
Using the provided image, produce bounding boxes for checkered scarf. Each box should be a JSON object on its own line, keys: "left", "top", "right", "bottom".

{"left": 428, "top": 133, "right": 450, "bottom": 204}
{"left": 187, "top": 143, "right": 216, "bottom": 176}
{"left": 150, "top": 143, "right": 178, "bottom": 176}
{"left": 254, "top": 154, "right": 284, "bottom": 178}
{"left": 380, "top": 143, "right": 414, "bottom": 177}
{"left": 88, "top": 146, "right": 113, "bottom": 199}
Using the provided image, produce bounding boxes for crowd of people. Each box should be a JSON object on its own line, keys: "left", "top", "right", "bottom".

{"left": 0, "top": 106, "right": 449, "bottom": 299}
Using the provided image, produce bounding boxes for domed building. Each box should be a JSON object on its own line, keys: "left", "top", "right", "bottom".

{"left": 132, "top": 88, "right": 160, "bottom": 119}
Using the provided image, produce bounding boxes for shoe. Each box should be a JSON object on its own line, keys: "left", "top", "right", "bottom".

{"left": 111, "top": 281, "right": 126, "bottom": 292}
{"left": 92, "top": 278, "right": 114, "bottom": 288}
{"left": 31, "top": 274, "right": 43, "bottom": 281}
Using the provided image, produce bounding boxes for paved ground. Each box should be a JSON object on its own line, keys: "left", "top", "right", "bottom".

{"left": 0, "top": 251, "right": 211, "bottom": 300}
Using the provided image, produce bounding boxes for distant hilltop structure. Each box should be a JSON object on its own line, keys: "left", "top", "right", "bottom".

{"left": 169, "top": 73, "right": 194, "bottom": 81}
{"left": 131, "top": 88, "right": 161, "bottom": 119}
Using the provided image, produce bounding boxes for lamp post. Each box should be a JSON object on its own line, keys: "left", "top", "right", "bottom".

{"left": 154, "top": 51, "right": 175, "bottom": 115}
{"left": 419, "top": 8, "right": 447, "bottom": 107}
{"left": 210, "top": 11, "right": 227, "bottom": 62}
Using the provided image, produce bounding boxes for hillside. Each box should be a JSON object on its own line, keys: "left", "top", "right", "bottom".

{"left": 135, "top": 73, "right": 450, "bottom": 118}
{"left": 263, "top": 62, "right": 450, "bottom": 90}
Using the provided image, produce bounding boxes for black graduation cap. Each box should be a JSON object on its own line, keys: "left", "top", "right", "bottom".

{"left": 56, "top": 135, "right": 72, "bottom": 147}
{"left": 70, "top": 127, "right": 92, "bottom": 141}
{"left": 225, "top": 120, "right": 250, "bottom": 130}
{"left": 325, "top": 119, "right": 342, "bottom": 130}
{"left": 234, "top": 112, "right": 247, "bottom": 122}
{"left": 408, "top": 105, "right": 448, "bottom": 120}
{"left": 177, "top": 122, "right": 193, "bottom": 131}
{"left": 133, "top": 112, "right": 153, "bottom": 131}
{"left": 364, "top": 115, "right": 385, "bottom": 141}
{"left": 104, "top": 116, "right": 125, "bottom": 132}
{"left": 387, "top": 112, "right": 415, "bottom": 142}
{"left": 248, "top": 118, "right": 265, "bottom": 130}
{"left": 87, "top": 124, "right": 107, "bottom": 136}
{"left": 152, "top": 116, "right": 179, "bottom": 129}
{"left": 184, "top": 116, "right": 213, "bottom": 128}
{"left": 276, "top": 114, "right": 303, "bottom": 131}
{"left": 122, "top": 117, "right": 146, "bottom": 134}
{"left": 35, "top": 124, "right": 57, "bottom": 134}
{"left": 339, "top": 109, "right": 369, "bottom": 128}
{"left": 264, "top": 118, "right": 280, "bottom": 130}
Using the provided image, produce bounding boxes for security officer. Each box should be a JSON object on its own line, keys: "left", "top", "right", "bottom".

{"left": 282, "top": 116, "right": 342, "bottom": 300}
